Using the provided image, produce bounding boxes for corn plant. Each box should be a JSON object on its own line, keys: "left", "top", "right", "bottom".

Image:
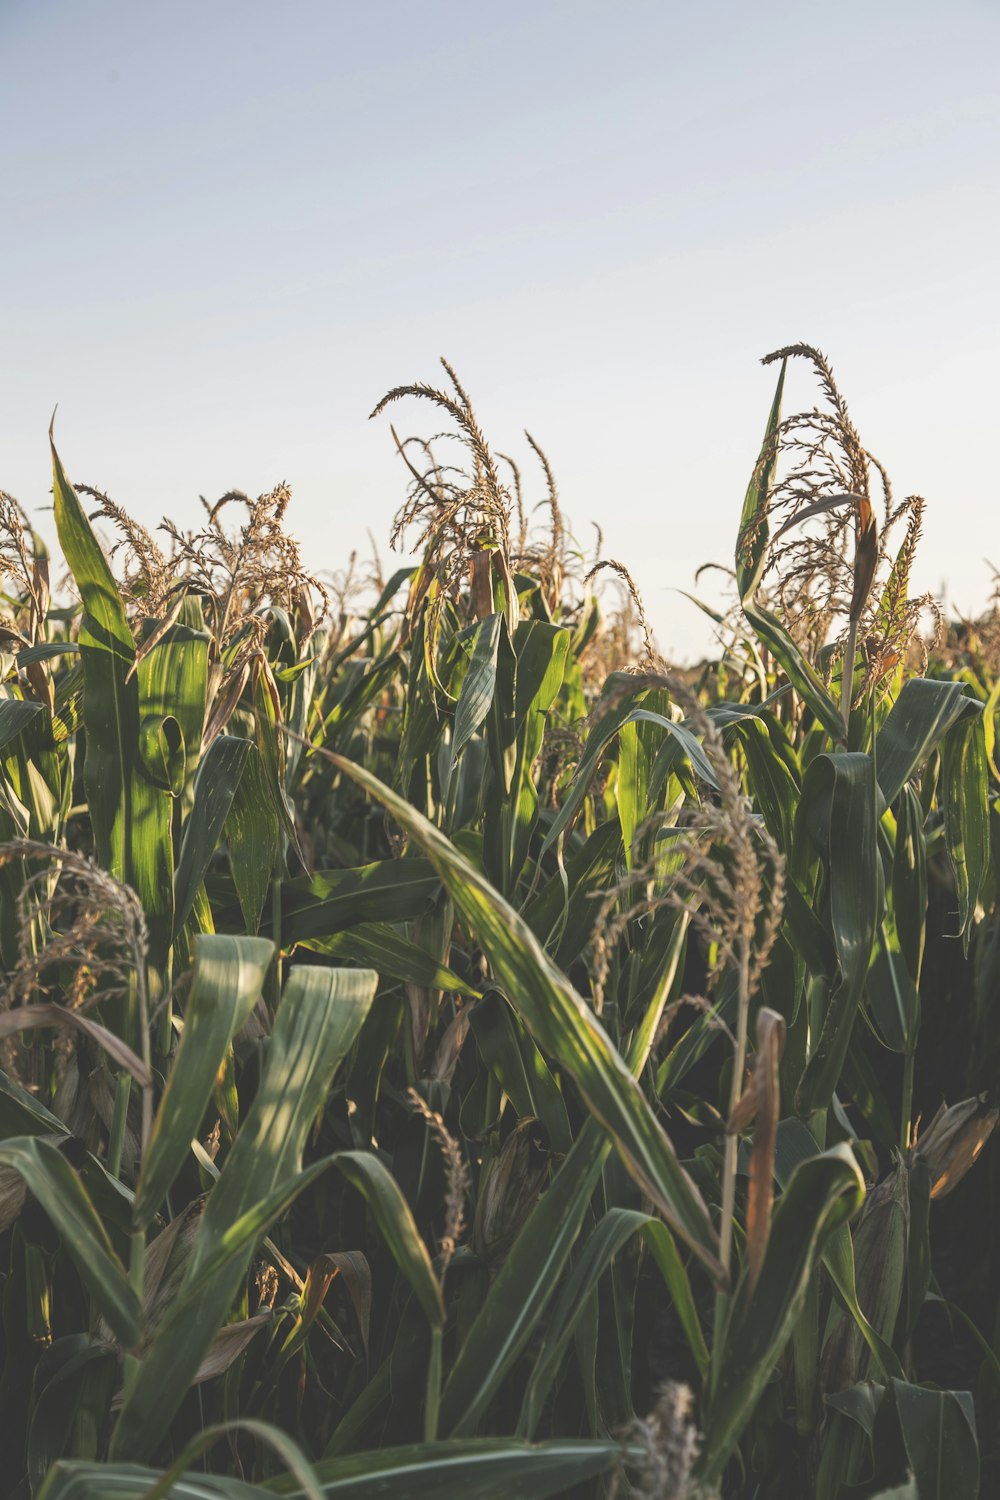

{"left": 0, "top": 350, "right": 996, "bottom": 1499}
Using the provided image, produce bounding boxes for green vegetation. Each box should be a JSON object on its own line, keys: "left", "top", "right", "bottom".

{"left": 1, "top": 347, "right": 998, "bottom": 1498}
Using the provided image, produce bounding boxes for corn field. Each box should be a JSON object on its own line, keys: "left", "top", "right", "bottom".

{"left": 1, "top": 346, "right": 998, "bottom": 1499}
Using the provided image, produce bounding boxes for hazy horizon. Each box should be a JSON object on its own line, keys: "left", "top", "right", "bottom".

{"left": 5, "top": 0, "right": 1000, "bottom": 659}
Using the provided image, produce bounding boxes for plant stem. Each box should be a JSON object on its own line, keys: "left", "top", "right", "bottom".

{"left": 121, "top": 1227, "right": 146, "bottom": 1402}
{"left": 901, "top": 1048, "right": 915, "bottom": 1151}
{"left": 107, "top": 1071, "right": 131, "bottom": 1180}
{"left": 425, "top": 1326, "right": 443, "bottom": 1441}
{"left": 718, "top": 939, "right": 752, "bottom": 1283}
{"left": 711, "top": 935, "right": 753, "bottom": 1391}
{"left": 841, "top": 618, "right": 859, "bottom": 735}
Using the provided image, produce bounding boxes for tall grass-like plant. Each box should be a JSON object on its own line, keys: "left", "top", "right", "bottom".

{"left": 0, "top": 352, "right": 995, "bottom": 1499}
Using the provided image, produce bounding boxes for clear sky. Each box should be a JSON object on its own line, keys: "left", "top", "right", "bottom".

{"left": 4, "top": 0, "right": 999, "bottom": 659}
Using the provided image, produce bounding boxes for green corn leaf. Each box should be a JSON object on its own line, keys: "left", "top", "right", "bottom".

{"left": 0, "top": 1137, "right": 141, "bottom": 1348}
{"left": 280, "top": 1438, "right": 634, "bottom": 1499}
{"left": 329, "top": 755, "right": 721, "bottom": 1281}
{"left": 50, "top": 438, "right": 175, "bottom": 993}
{"left": 469, "top": 990, "right": 572, "bottom": 1154}
{"left": 14, "top": 642, "right": 80, "bottom": 666}
{"left": 225, "top": 740, "right": 280, "bottom": 932}
{"left": 742, "top": 598, "right": 845, "bottom": 742}
{"left": 891, "top": 1379, "right": 979, "bottom": 1500}
{"left": 26, "top": 1337, "right": 117, "bottom": 1493}
{"left": 135, "top": 620, "right": 210, "bottom": 796}
{"left": 438, "top": 916, "right": 691, "bottom": 1436}
{"left": 270, "top": 860, "right": 441, "bottom": 945}
{"left": 442, "top": 1122, "right": 610, "bottom": 1436}
{"left": 39, "top": 1439, "right": 634, "bottom": 1500}
{"left": 794, "top": 753, "right": 881, "bottom": 1115}
{"left": 892, "top": 782, "right": 928, "bottom": 982}
{"left": 699, "top": 1144, "right": 866, "bottom": 1487}
{"left": 299, "top": 922, "right": 477, "bottom": 994}
{"left": 727, "top": 714, "right": 801, "bottom": 855}
{"left": 133, "top": 935, "right": 274, "bottom": 1227}
{"left": 452, "top": 613, "right": 503, "bottom": 766}
{"left": 518, "top": 1207, "right": 707, "bottom": 1437}
{"left": 875, "top": 677, "right": 982, "bottom": 805}
{"left": 174, "top": 736, "right": 253, "bottom": 935}
{"left": 763, "top": 1117, "right": 903, "bottom": 1382}
{"left": 866, "top": 925, "right": 920, "bottom": 1054}
{"left": 505, "top": 620, "right": 570, "bottom": 881}
{"left": 168, "top": 1146, "right": 439, "bottom": 1340}
{"left": 329, "top": 1151, "right": 444, "bottom": 1329}
{"left": 940, "top": 706, "right": 990, "bottom": 952}
{"left": 538, "top": 694, "right": 718, "bottom": 861}
{"left": 38, "top": 1462, "right": 269, "bottom": 1498}
{"left": 617, "top": 715, "right": 650, "bottom": 865}
{"left": 0, "top": 699, "right": 45, "bottom": 752}
{"left": 112, "top": 965, "right": 378, "bottom": 1460}
{"left": 524, "top": 821, "right": 622, "bottom": 969}
{"left": 736, "top": 358, "right": 785, "bottom": 602}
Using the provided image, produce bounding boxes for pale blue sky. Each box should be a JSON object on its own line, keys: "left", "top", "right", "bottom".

{"left": 4, "top": 0, "right": 999, "bottom": 658}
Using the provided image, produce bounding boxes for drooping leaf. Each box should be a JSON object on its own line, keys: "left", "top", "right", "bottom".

{"left": 0, "top": 1136, "right": 141, "bottom": 1349}
{"left": 699, "top": 1145, "right": 866, "bottom": 1487}
{"left": 328, "top": 754, "right": 721, "bottom": 1280}
{"left": 112, "top": 966, "right": 378, "bottom": 1460}
{"left": 133, "top": 934, "right": 274, "bottom": 1227}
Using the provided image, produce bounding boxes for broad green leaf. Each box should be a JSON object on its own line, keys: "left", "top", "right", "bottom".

{"left": 518, "top": 1207, "right": 707, "bottom": 1437}
{"left": 174, "top": 736, "right": 253, "bottom": 934}
{"left": 225, "top": 740, "right": 280, "bottom": 932}
{"left": 891, "top": 1379, "right": 978, "bottom": 1500}
{"left": 892, "top": 783, "right": 927, "bottom": 982}
{"left": 0, "top": 698, "right": 44, "bottom": 751}
{"left": 524, "top": 820, "right": 622, "bottom": 969}
{"left": 452, "top": 613, "right": 503, "bottom": 766}
{"left": 277, "top": 1438, "right": 634, "bottom": 1499}
{"left": 469, "top": 989, "right": 572, "bottom": 1154}
{"left": 699, "top": 1144, "right": 865, "bottom": 1486}
{"left": 15, "top": 642, "right": 80, "bottom": 666}
{"left": 50, "top": 439, "right": 175, "bottom": 994}
{"left": 741, "top": 597, "right": 845, "bottom": 742}
{"left": 876, "top": 677, "right": 982, "bottom": 805}
{"left": 438, "top": 916, "right": 691, "bottom": 1435}
{"left": 39, "top": 1439, "right": 634, "bottom": 1500}
{"left": 866, "top": 922, "right": 920, "bottom": 1054}
{"left": 300, "top": 922, "right": 477, "bottom": 994}
{"left": 272, "top": 860, "right": 441, "bottom": 945}
{"left": 329, "top": 755, "right": 721, "bottom": 1280}
{"left": 112, "top": 966, "right": 378, "bottom": 1460}
{"left": 135, "top": 619, "right": 210, "bottom": 796}
{"left": 736, "top": 358, "right": 785, "bottom": 602}
{"left": 0, "top": 1137, "right": 141, "bottom": 1348}
{"left": 330, "top": 1151, "right": 443, "bottom": 1329}
{"left": 538, "top": 692, "right": 718, "bottom": 862}
{"left": 617, "top": 714, "right": 644, "bottom": 858}
{"left": 728, "top": 713, "right": 800, "bottom": 855}
{"left": 253, "top": 658, "right": 298, "bottom": 851}
{"left": 133, "top": 935, "right": 274, "bottom": 1227}
{"left": 441, "top": 1123, "right": 610, "bottom": 1436}
{"left": 39, "top": 1462, "right": 268, "bottom": 1498}
{"left": 26, "top": 1338, "right": 117, "bottom": 1493}
{"left": 795, "top": 753, "right": 881, "bottom": 1115}
{"left": 940, "top": 706, "right": 990, "bottom": 952}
